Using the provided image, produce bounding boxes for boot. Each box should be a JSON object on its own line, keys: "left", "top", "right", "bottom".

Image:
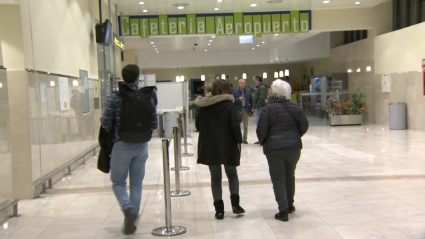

{"left": 213, "top": 200, "right": 225, "bottom": 220}
{"left": 230, "top": 195, "right": 245, "bottom": 214}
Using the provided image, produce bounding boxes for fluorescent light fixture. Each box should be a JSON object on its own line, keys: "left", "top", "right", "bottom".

{"left": 323, "top": 0, "right": 330, "bottom": 3}
{"left": 366, "top": 66, "right": 372, "bottom": 72}
{"left": 347, "top": 69, "right": 353, "bottom": 73}
{"left": 274, "top": 71, "right": 279, "bottom": 78}
{"left": 178, "top": 6, "right": 184, "bottom": 9}
{"left": 139, "top": 1, "right": 144, "bottom": 4}
{"left": 251, "top": 3, "right": 257, "bottom": 7}
{"left": 279, "top": 71, "right": 284, "bottom": 77}
{"left": 176, "top": 76, "right": 180, "bottom": 82}
{"left": 214, "top": 7, "right": 219, "bottom": 10}
{"left": 357, "top": 68, "right": 361, "bottom": 72}
{"left": 221, "top": 74, "right": 226, "bottom": 80}
{"left": 0, "top": 82, "right": 2, "bottom": 88}
{"left": 263, "top": 72, "right": 267, "bottom": 79}
{"left": 72, "top": 80, "right": 79, "bottom": 86}
{"left": 242, "top": 73, "right": 247, "bottom": 79}
{"left": 355, "top": 1, "right": 361, "bottom": 4}
{"left": 143, "top": 9, "right": 148, "bottom": 12}
{"left": 181, "top": 75, "right": 184, "bottom": 81}
{"left": 284, "top": 69, "right": 290, "bottom": 76}
{"left": 201, "top": 75, "right": 206, "bottom": 81}
{"left": 239, "top": 35, "right": 253, "bottom": 44}
{"left": 50, "top": 80, "right": 55, "bottom": 87}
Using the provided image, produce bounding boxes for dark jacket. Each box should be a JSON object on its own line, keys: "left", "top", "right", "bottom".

{"left": 233, "top": 88, "right": 253, "bottom": 112}
{"left": 253, "top": 83, "right": 268, "bottom": 109}
{"left": 256, "top": 96, "right": 309, "bottom": 154}
{"left": 195, "top": 94, "right": 243, "bottom": 166}
{"left": 97, "top": 126, "right": 114, "bottom": 173}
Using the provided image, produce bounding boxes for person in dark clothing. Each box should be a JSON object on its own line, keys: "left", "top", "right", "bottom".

{"left": 253, "top": 75, "right": 268, "bottom": 144}
{"left": 195, "top": 80, "right": 245, "bottom": 220}
{"left": 152, "top": 86, "right": 158, "bottom": 106}
{"left": 233, "top": 79, "right": 253, "bottom": 144}
{"left": 256, "top": 79, "right": 309, "bottom": 222}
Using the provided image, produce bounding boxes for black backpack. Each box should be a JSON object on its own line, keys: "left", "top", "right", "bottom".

{"left": 118, "top": 81, "right": 155, "bottom": 143}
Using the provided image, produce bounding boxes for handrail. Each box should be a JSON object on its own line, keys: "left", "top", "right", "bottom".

{"left": 0, "top": 200, "right": 19, "bottom": 218}
{"left": 33, "top": 144, "right": 98, "bottom": 197}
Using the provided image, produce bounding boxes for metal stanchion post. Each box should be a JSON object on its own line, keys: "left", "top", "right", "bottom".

{"left": 181, "top": 108, "right": 192, "bottom": 146}
{"left": 152, "top": 140, "right": 187, "bottom": 236}
{"left": 181, "top": 109, "right": 194, "bottom": 157}
{"left": 171, "top": 127, "right": 191, "bottom": 197}
{"left": 171, "top": 117, "right": 190, "bottom": 171}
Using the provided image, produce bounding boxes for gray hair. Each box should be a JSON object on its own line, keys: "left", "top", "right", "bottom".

{"left": 238, "top": 79, "right": 246, "bottom": 83}
{"left": 271, "top": 79, "right": 291, "bottom": 99}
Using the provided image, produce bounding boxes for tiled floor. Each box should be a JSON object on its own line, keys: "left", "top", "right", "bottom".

{"left": 1, "top": 121, "right": 425, "bottom": 239}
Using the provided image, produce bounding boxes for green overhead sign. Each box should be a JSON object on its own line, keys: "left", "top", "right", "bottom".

{"left": 121, "top": 11, "right": 311, "bottom": 38}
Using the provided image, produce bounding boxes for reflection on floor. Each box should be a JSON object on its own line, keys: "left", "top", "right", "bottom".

{"left": 1, "top": 122, "right": 425, "bottom": 239}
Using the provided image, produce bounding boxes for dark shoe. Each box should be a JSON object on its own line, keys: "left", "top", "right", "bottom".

{"left": 230, "top": 195, "right": 245, "bottom": 214}
{"left": 288, "top": 205, "right": 296, "bottom": 214}
{"left": 254, "top": 141, "right": 260, "bottom": 144}
{"left": 213, "top": 200, "right": 225, "bottom": 220}
{"left": 275, "top": 212, "right": 289, "bottom": 221}
{"left": 243, "top": 140, "right": 248, "bottom": 144}
{"left": 123, "top": 207, "right": 138, "bottom": 235}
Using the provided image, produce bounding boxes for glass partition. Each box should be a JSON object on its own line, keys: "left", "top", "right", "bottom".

{"left": 0, "top": 68, "right": 13, "bottom": 206}
{"left": 28, "top": 72, "right": 100, "bottom": 182}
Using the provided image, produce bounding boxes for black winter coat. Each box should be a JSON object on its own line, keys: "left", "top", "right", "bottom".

{"left": 256, "top": 96, "right": 309, "bottom": 154}
{"left": 195, "top": 94, "right": 243, "bottom": 166}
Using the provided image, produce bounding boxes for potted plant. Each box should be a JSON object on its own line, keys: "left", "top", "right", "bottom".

{"left": 326, "top": 89, "right": 366, "bottom": 126}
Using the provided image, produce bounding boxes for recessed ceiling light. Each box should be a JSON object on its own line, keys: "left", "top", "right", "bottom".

{"left": 156, "top": 51, "right": 159, "bottom": 53}
{"left": 205, "top": 49, "right": 208, "bottom": 51}
{"left": 178, "top": 6, "right": 184, "bottom": 9}
{"left": 217, "top": 0, "right": 222, "bottom": 2}
{"left": 139, "top": 1, "right": 144, "bottom": 4}
{"left": 212, "top": 36, "right": 216, "bottom": 38}
{"left": 252, "top": 48, "right": 255, "bottom": 50}
{"left": 143, "top": 9, "right": 148, "bottom": 12}
{"left": 150, "top": 42, "right": 154, "bottom": 44}
{"left": 251, "top": 3, "right": 257, "bottom": 7}
{"left": 257, "top": 45, "right": 260, "bottom": 47}
{"left": 275, "top": 34, "right": 278, "bottom": 36}
{"left": 209, "top": 40, "right": 213, "bottom": 42}
{"left": 155, "top": 48, "right": 158, "bottom": 50}
{"left": 208, "top": 43, "right": 211, "bottom": 45}
{"left": 262, "top": 42, "right": 265, "bottom": 44}
{"left": 214, "top": 7, "right": 219, "bottom": 10}
{"left": 323, "top": 0, "right": 330, "bottom": 3}
{"left": 153, "top": 45, "right": 156, "bottom": 47}
{"left": 355, "top": 1, "right": 361, "bottom": 4}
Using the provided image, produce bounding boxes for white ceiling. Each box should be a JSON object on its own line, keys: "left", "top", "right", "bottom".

{"left": 125, "top": 31, "right": 321, "bottom": 53}
{"left": 0, "top": 0, "right": 17, "bottom": 4}
{"left": 117, "top": 0, "right": 389, "bottom": 15}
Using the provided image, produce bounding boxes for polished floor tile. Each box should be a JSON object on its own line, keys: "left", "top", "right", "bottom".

{"left": 1, "top": 123, "right": 425, "bottom": 238}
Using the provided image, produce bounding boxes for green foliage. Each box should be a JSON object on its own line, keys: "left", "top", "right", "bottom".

{"left": 326, "top": 89, "right": 366, "bottom": 115}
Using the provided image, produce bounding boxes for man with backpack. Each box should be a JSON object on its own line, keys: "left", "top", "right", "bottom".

{"left": 100, "top": 64, "right": 157, "bottom": 235}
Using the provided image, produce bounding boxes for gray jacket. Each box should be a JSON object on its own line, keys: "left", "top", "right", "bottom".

{"left": 253, "top": 83, "right": 268, "bottom": 109}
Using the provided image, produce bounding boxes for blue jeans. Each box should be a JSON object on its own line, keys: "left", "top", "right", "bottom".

{"left": 110, "top": 141, "right": 148, "bottom": 213}
{"left": 255, "top": 108, "right": 262, "bottom": 125}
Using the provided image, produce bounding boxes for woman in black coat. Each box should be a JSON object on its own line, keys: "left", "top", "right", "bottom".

{"left": 195, "top": 80, "right": 244, "bottom": 220}
{"left": 256, "top": 79, "right": 309, "bottom": 222}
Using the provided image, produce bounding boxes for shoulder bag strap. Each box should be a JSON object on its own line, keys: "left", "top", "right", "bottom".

{"left": 281, "top": 101, "right": 300, "bottom": 124}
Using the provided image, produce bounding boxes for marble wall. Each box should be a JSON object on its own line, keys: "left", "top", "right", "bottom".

{"left": 27, "top": 72, "right": 101, "bottom": 182}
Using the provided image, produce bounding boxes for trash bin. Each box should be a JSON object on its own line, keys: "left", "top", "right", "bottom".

{"left": 389, "top": 102, "right": 407, "bottom": 130}
{"left": 164, "top": 112, "right": 179, "bottom": 138}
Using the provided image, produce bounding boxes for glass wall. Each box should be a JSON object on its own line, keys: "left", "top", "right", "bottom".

{"left": 0, "top": 68, "right": 13, "bottom": 206}
{"left": 28, "top": 72, "right": 101, "bottom": 182}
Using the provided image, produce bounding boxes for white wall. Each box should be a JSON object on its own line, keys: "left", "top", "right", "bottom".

{"left": 0, "top": 4, "right": 25, "bottom": 70}
{"left": 275, "top": 32, "right": 330, "bottom": 62}
{"left": 375, "top": 22, "right": 425, "bottom": 74}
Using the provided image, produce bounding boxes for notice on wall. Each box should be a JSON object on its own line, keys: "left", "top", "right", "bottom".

{"left": 94, "top": 81, "right": 99, "bottom": 97}
{"left": 382, "top": 74, "right": 391, "bottom": 93}
{"left": 145, "top": 74, "right": 156, "bottom": 86}
{"left": 59, "top": 77, "right": 70, "bottom": 110}
{"left": 40, "top": 82, "right": 47, "bottom": 102}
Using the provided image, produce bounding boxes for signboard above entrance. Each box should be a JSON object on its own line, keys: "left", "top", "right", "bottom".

{"left": 121, "top": 11, "right": 311, "bottom": 38}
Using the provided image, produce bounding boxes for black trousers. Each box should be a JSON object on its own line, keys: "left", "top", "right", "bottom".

{"left": 208, "top": 165, "right": 239, "bottom": 202}
{"left": 265, "top": 148, "right": 301, "bottom": 213}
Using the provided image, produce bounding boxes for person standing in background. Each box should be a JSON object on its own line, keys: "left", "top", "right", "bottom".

{"left": 252, "top": 75, "right": 268, "bottom": 144}
{"left": 233, "top": 79, "right": 253, "bottom": 144}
